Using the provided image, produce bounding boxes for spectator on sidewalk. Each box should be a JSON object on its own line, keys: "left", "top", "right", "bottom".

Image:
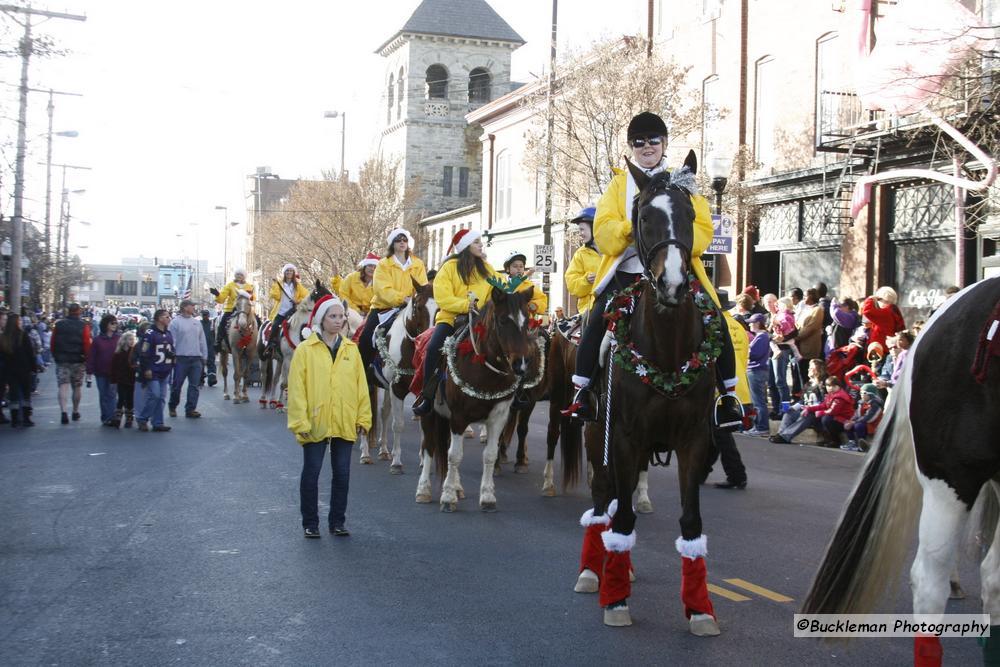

{"left": 287, "top": 296, "right": 371, "bottom": 538}
{"left": 815, "top": 282, "right": 833, "bottom": 352}
{"left": 744, "top": 313, "right": 771, "bottom": 436}
{"left": 861, "top": 286, "right": 906, "bottom": 352}
{"left": 769, "top": 296, "right": 800, "bottom": 404}
{"left": 770, "top": 376, "right": 854, "bottom": 446}
{"left": 841, "top": 383, "right": 884, "bottom": 452}
{"left": 0, "top": 313, "right": 40, "bottom": 428}
{"left": 825, "top": 297, "right": 860, "bottom": 358}
{"left": 199, "top": 310, "right": 216, "bottom": 386}
{"left": 51, "top": 303, "right": 92, "bottom": 425}
{"left": 777, "top": 358, "right": 829, "bottom": 435}
{"left": 730, "top": 294, "right": 755, "bottom": 331}
{"left": 795, "top": 288, "right": 825, "bottom": 393}
{"left": 0, "top": 309, "right": 8, "bottom": 424}
{"left": 742, "top": 285, "right": 767, "bottom": 316}
{"left": 110, "top": 330, "right": 137, "bottom": 428}
{"left": 137, "top": 309, "right": 175, "bottom": 433}
{"left": 167, "top": 299, "right": 207, "bottom": 419}
{"left": 129, "top": 322, "right": 150, "bottom": 427}
{"left": 87, "top": 314, "right": 121, "bottom": 426}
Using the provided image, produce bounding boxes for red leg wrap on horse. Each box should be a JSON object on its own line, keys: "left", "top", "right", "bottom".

{"left": 580, "top": 523, "right": 607, "bottom": 575}
{"left": 913, "top": 635, "right": 942, "bottom": 667}
{"left": 599, "top": 551, "right": 631, "bottom": 607}
{"left": 680, "top": 556, "right": 716, "bottom": 619}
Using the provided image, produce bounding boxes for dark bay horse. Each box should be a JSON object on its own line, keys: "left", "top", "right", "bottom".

{"left": 575, "top": 152, "right": 722, "bottom": 635}
{"left": 803, "top": 277, "right": 1000, "bottom": 666}
{"left": 415, "top": 286, "right": 544, "bottom": 512}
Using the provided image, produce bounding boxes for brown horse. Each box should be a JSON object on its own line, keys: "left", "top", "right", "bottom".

{"left": 575, "top": 153, "right": 721, "bottom": 635}
{"left": 415, "top": 286, "right": 544, "bottom": 512}
{"left": 218, "top": 294, "right": 258, "bottom": 404}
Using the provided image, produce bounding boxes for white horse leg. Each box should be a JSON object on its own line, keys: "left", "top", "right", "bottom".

{"left": 389, "top": 394, "right": 405, "bottom": 474}
{"left": 440, "top": 432, "right": 464, "bottom": 512}
{"left": 635, "top": 469, "right": 654, "bottom": 514}
{"left": 221, "top": 354, "right": 230, "bottom": 400}
{"left": 415, "top": 449, "right": 434, "bottom": 503}
{"left": 379, "top": 389, "right": 393, "bottom": 461}
{"left": 978, "top": 482, "right": 1000, "bottom": 615}
{"left": 541, "top": 459, "right": 556, "bottom": 497}
{"left": 479, "top": 405, "right": 510, "bottom": 512}
{"left": 949, "top": 562, "right": 965, "bottom": 599}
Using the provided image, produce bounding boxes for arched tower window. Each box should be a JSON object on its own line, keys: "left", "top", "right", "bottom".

{"left": 397, "top": 67, "right": 405, "bottom": 118}
{"left": 387, "top": 74, "right": 395, "bottom": 124}
{"left": 468, "top": 67, "right": 491, "bottom": 104}
{"left": 425, "top": 64, "right": 449, "bottom": 100}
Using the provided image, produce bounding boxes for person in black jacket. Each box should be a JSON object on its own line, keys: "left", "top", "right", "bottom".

{"left": 51, "top": 303, "right": 92, "bottom": 424}
{"left": 0, "top": 314, "right": 41, "bottom": 427}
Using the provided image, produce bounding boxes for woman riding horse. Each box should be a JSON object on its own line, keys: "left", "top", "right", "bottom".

{"left": 339, "top": 252, "right": 379, "bottom": 316}
{"left": 265, "top": 263, "right": 308, "bottom": 354}
{"left": 563, "top": 111, "right": 743, "bottom": 430}
{"left": 358, "top": 228, "right": 429, "bottom": 369}
{"left": 564, "top": 207, "right": 601, "bottom": 318}
{"left": 211, "top": 268, "right": 255, "bottom": 352}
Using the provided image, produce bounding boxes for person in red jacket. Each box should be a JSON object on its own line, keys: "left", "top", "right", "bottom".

{"left": 769, "top": 376, "right": 855, "bottom": 446}
{"left": 860, "top": 286, "right": 906, "bottom": 352}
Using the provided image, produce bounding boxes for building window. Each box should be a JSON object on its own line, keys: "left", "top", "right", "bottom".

{"left": 458, "top": 167, "right": 469, "bottom": 197}
{"left": 105, "top": 280, "right": 137, "bottom": 296}
{"left": 468, "top": 68, "right": 491, "bottom": 104}
{"left": 425, "top": 64, "right": 449, "bottom": 100}
{"left": 387, "top": 74, "right": 395, "bottom": 124}
{"left": 754, "top": 57, "right": 776, "bottom": 168}
{"left": 141, "top": 281, "right": 157, "bottom": 297}
{"left": 164, "top": 274, "right": 172, "bottom": 288}
{"left": 397, "top": 67, "right": 405, "bottom": 118}
{"left": 495, "top": 151, "right": 511, "bottom": 221}
{"left": 443, "top": 166, "right": 453, "bottom": 197}
{"left": 702, "top": 75, "right": 721, "bottom": 165}
{"left": 815, "top": 32, "right": 854, "bottom": 146}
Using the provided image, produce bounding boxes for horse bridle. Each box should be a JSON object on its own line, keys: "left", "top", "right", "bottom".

{"left": 631, "top": 177, "right": 693, "bottom": 289}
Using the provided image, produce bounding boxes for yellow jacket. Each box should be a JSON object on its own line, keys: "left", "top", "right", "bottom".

{"left": 433, "top": 257, "right": 504, "bottom": 326}
{"left": 286, "top": 334, "right": 372, "bottom": 445}
{"left": 564, "top": 246, "right": 601, "bottom": 313}
{"left": 371, "top": 255, "right": 428, "bottom": 310}
{"left": 512, "top": 275, "right": 547, "bottom": 316}
{"left": 215, "top": 281, "right": 255, "bottom": 312}
{"left": 728, "top": 314, "right": 751, "bottom": 404}
{"left": 329, "top": 275, "right": 343, "bottom": 296}
{"left": 339, "top": 271, "right": 374, "bottom": 314}
{"left": 268, "top": 280, "right": 309, "bottom": 321}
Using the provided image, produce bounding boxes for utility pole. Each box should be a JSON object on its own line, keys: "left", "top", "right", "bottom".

{"left": 647, "top": 0, "right": 654, "bottom": 58}
{"left": 43, "top": 88, "right": 83, "bottom": 309}
{"left": 0, "top": 4, "right": 86, "bottom": 313}
{"left": 541, "top": 0, "right": 558, "bottom": 300}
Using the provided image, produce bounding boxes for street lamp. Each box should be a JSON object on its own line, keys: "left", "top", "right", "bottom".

{"left": 323, "top": 110, "right": 347, "bottom": 180}
{"left": 706, "top": 156, "right": 733, "bottom": 288}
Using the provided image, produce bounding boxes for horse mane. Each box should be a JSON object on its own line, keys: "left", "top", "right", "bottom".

{"left": 667, "top": 165, "right": 698, "bottom": 194}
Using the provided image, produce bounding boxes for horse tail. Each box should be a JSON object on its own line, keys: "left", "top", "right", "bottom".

{"left": 433, "top": 414, "right": 450, "bottom": 480}
{"left": 966, "top": 480, "right": 1000, "bottom": 562}
{"left": 560, "top": 416, "right": 583, "bottom": 490}
{"left": 801, "top": 359, "right": 922, "bottom": 616}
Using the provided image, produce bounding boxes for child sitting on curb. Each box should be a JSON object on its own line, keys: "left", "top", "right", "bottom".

{"left": 841, "top": 383, "right": 884, "bottom": 452}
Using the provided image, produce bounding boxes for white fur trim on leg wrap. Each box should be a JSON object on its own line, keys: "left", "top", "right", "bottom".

{"left": 571, "top": 375, "right": 590, "bottom": 388}
{"left": 579, "top": 499, "right": 619, "bottom": 527}
{"left": 602, "top": 529, "right": 636, "bottom": 553}
{"left": 675, "top": 534, "right": 708, "bottom": 560}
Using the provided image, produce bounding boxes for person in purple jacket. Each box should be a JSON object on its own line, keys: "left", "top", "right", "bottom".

{"left": 825, "top": 297, "right": 860, "bottom": 358}
{"left": 744, "top": 313, "right": 771, "bottom": 436}
{"left": 137, "top": 309, "right": 175, "bottom": 432}
{"left": 86, "top": 314, "right": 121, "bottom": 426}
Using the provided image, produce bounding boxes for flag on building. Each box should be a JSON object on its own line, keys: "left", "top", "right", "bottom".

{"left": 182, "top": 274, "right": 192, "bottom": 300}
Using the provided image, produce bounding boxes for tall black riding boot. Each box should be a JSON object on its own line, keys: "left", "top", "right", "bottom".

{"left": 21, "top": 407, "right": 35, "bottom": 427}
{"left": 10, "top": 409, "right": 20, "bottom": 428}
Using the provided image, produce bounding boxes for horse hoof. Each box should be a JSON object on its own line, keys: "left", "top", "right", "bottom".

{"left": 259, "top": 401, "right": 267, "bottom": 409}
{"left": 636, "top": 500, "right": 654, "bottom": 514}
{"left": 463, "top": 427, "right": 474, "bottom": 438}
{"left": 361, "top": 455, "right": 373, "bottom": 465}
{"left": 499, "top": 453, "right": 509, "bottom": 464}
{"left": 440, "top": 502, "right": 456, "bottom": 513}
{"left": 456, "top": 488, "right": 466, "bottom": 500}
{"left": 390, "top": 464, "right": 403, "bottom": 475}
{"left": 541, "top": 483, "right": 556, "bottom": 497}
{"left": 603, "top": 605, "right": 632, "bottom": 627}
{"left": 493, "top": 463, "right": 501, "bottom": 475}
{"left": 514, "top": 464, "right": 528, "bottom": 474}
{"left": 689, "top": 614, "right": 720, "bottom": 637}
{"left": 949, "top": 582, "right": 966, "bottom": 600}
{"left": 269, "top": 401, "right": 277, "bottom": 410}
{"left": 276, "top": 407, "right": 286, "bottom": 414}
{"left": 479, "top": 433, "right": 487, "bottom": 443}
{"left": 378, "top": 452, "right": 391, "bottom": 461}
{"left": 480, "top": 501, "right": 497, "bottom": 512}
{"left": 415, "top": 492, "right": 432, "bottom": 504}
{"left": 223, "top": 395, "right": 230, "bottom": 401}
{"left": 574, "top": 569, "right": 599, "bottom": 593}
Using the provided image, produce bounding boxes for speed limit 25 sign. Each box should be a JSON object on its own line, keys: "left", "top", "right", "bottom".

{"left": 534, "top": 244, "right": 555, "bottom": 273}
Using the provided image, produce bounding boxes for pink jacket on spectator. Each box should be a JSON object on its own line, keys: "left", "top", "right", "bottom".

{"left": 771, "top": 310, "right": 796, "bottom": 336}
{"left": 804, "top": 388, "right": 855, "bottom": 424}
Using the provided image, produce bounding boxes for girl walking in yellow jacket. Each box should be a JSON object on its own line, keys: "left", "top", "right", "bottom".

{"left": 563, "top": 207, "right": 601, "bottom": 317}
{"left": 287, "top": 295, "right": 372, "bottom": 538}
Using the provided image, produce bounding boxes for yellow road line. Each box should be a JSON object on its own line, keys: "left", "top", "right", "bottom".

{"left": 707, "top": 583, "right": 751, "bottom": 602}
{"left": 723, "top": 578, "right": 794, "bottom": 603}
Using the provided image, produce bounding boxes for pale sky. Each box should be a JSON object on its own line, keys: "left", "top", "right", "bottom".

{"left": 0, "top": 0, "right": 648, "bottom": 272}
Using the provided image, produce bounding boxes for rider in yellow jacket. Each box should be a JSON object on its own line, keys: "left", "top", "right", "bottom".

{"left": 565, "top": 112, "right": 744, "bottom": 429}
{"left": 413, "top": 228, "right": 505, "bottom": 416}
{"left": 265, "top": 263, "right": 310, "bottom": 352}
{"left": 502, "top": 250, "right": 548, "bottom": 319}
{"left": 563, "top": 207, "right": 601, "bottom": 316}
{"left": 339, "top": 252, "right": 379, "bottom": 315}
{"left": 210, "top": 268, "right": 255, "bottom": 351}
{"left": 357, "top": 228, "right": 429, "bottom": 367}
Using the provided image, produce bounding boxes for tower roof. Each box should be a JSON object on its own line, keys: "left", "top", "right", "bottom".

{"left": 377, "top": 0, "right": 525, "bottom": 54}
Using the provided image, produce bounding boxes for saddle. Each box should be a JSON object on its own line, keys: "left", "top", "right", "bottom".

{"left": 971, "top": 298, "right": 1000, "bottom": 384}
{"left": 555, "top": 314, "right": 583, "bottom": 345}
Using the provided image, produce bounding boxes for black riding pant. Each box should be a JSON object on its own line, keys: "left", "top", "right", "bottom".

{"left": 358, "top": 310, "right": 380, "bottom": 368}
{"left": 421, "top": 322, "right": 454, "bottom": 396}
{"left": 703, "top": 427, "right": 747, "bottom": 484}
{"left": 216, "top": 310, "right": 233, "bottom": 346}
{"left": 268, "top": 309, "right": 293, "bottom": 346}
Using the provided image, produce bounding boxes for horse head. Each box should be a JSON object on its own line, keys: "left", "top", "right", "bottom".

{"left": 628, "top": 150, "right": 699, "bottom": 308}
{"left": 407, "top": 277, "right": 438, "bottom": 334}
{"left": 233, "top": 293, "right": 254, "bottom": 332}
{"left": 481, "top": 286, "right": 538, "bottom": 377}
{"left": 310, "top": 278, "right": 332, "bottom": 303}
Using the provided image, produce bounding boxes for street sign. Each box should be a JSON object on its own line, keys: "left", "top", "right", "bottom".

{"left": 533, "top": 244, "right": 556, "bottom": 273}
{"left": 709, "top": 214, "right": 734, "bottom": 254}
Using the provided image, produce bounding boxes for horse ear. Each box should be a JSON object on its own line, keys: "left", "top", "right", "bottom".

{"left": 626, "top": 158, "right": 650, "bottom": 192}
{"left": 521, "top": 285, "right": 534, "bottom": 303}
{"left": 411, "top": 276, "right": 421, "bottom": 292}
{"left": 683, "top": 149, "right": 698, "bottom": 175}
{"left": 491, "top": 286, "right": 507, "bottom": 303}
{"left": 314, "top": 278, "right": 321, "bottom": 290}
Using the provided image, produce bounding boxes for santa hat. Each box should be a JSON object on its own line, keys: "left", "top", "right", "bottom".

{"left": 448, "top": 228, "right": 482, "bottom": 255}
{"left": 742, "top": 285, "right": 760, "bottom": 302}
{"left": 279, "top": 263, "right": 297, "bottom": 278}
{"left": 301, "top": 294, "right": 345, "bottom": 339}
{"left": 386, "top": 228, "right": 414, "bottom": 249}
{"left": 234, "top": 267, "right": 247, "bottom": 277}
{"left": 358, "top": 252, "right": 380, "bottom": 268}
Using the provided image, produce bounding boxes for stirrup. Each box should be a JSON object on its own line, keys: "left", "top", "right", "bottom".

{"left": 561, "top": 386, "right": 596, "bottom": 422}
{"left": 714, "top": 394, "right": 744, "bottom": 431}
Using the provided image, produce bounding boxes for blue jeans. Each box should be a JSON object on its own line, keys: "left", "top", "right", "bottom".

{"left": 300, "top": 438, "right": 353, "bottom": 530}
{"left": 747, "top": 367, "right": 770, "bottom": 432}
{"left": 778, "top": 410, "right": 818, "bottom": 441}
{"left": 771, "top": 348, "right": 792, "bottom": 403}
{"left": 169, "top": 356, "right": 203, "bottom": 413}
{"left": 96, "top": 375, "right": 118, "bottom": 422}
{"left": 139, "top": 376, "right": 169, "bottom": 426}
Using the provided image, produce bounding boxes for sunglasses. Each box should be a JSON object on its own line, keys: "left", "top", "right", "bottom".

{"left": 629, "top": 136, "right": 663, "bottom": 148}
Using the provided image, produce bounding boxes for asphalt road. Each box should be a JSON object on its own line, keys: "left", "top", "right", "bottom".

{"left": 0, "top": 370, "right": 985, "bottom": 666}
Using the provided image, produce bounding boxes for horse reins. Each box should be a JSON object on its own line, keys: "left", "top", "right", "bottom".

{"left": 631, "top": 179, "right": 693, "bottom": 289}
